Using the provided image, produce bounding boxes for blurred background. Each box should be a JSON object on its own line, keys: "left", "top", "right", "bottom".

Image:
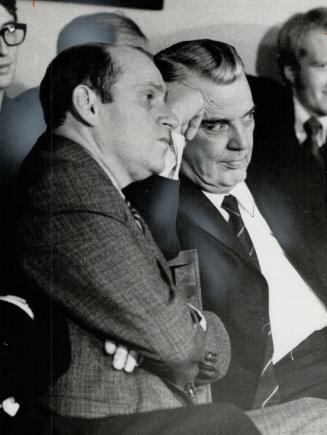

{"left": 12, "top": 0, "right": 326, "bottom": 96}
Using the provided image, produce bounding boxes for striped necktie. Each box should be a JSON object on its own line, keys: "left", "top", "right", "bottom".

{"left": 222, "top": 194, "right": 280, "bottom": 408}
{"left": 221, "top": 194, "right": 260, "bottom": 269}
{"left": 303, "top": 117, "right": 325, "bottom": 169}
{"left": 125, "top": 200, "right": 145, "bottom": 234}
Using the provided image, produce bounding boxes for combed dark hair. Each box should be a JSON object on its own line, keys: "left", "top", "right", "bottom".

{"left": 57, "top": 12, "right": 147, "bottom": 52}
{"left": 40, "top": 43, "right": 119, "bottom": 128}
{"left": 0, "top": 0, "right": 17, "bottom": 21}
{"left": 278, "top": 7, "right": 327, "bottom": 78}
{"left": 154, "top": 39, "right": 244, "bottom": 86}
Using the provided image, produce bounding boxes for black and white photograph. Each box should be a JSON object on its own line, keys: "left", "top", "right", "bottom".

{"left": 1, "top": 1, "right": 327, "bottom": 433}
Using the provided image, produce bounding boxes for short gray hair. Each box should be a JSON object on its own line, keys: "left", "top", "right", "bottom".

{"left": 154, "top": 39, "right": 245, "bottom": 86}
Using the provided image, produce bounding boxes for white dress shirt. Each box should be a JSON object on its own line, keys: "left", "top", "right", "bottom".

{"left": 293, "top": 96, "right": 327, "bottom": 147}
{"left": 204, "top": 182, "right": 327, "bottom": 363}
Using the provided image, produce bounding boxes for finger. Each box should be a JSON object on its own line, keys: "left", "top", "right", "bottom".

{"left": 124, "top": 350, "right": 139, "bottom": 373}
{"left": 185, "top": 108, "right": 204, "bottom": 142}
{"left": 104, "top": 340, "right": 117, "bottom": 355}
{"left": 113, "top": 346, "right": 128, "bottom": 370}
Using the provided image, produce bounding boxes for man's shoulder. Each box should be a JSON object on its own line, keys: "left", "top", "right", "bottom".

{"left": 20, "top": 133, "right": 127, "bottom": 221}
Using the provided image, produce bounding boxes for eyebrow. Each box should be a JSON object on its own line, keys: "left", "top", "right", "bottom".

{"left": 202, "top": 105, "right": 257, "bottom": 124}
{"left": 133, "top": 81, "right": 166, "bottom": 94}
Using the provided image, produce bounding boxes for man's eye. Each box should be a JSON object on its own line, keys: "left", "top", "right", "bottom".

{"left": 243, "top": 111, "right": 255, "bottom": 124}
{"left": 202, "top": 122, "right": 228, "bottom": 134}
{"left": 145, "top": 92, "right": 154, "bottom": 103}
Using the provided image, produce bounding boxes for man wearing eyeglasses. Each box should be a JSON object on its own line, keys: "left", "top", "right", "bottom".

{"left": 0, "top": 0, "right": 26, "bottom": 110}
{"left": 0, "top": 0, "right": 27, "bottom": 283}
{"left": 0, "top": 0, "right": 27, "bottom": 263}
{"left": 0, "top": 0, "right": 28, "bottom": 184}
{"left": 0, "top": 3, "right": 60, "bottom": 431}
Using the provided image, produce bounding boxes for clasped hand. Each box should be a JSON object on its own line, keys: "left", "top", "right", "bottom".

{"left": 160, "top": 83, "right": 204, "bottom": 179}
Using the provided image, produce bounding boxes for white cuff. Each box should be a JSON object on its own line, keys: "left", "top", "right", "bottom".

{"left": 0, "top": 295, "right": 34, "bottom": 319}
{"left": 187, "top": 303, "right": 207, "bottom": 331}
{"left": 1, "top": 397, "right": 20, "bottom": 417}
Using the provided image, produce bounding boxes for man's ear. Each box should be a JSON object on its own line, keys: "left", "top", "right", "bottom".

{"left": 283, "top": 65, "right": 296, "bottom": 86}
{"left": 72, "top": 85, "right": 98, "bottom": 126}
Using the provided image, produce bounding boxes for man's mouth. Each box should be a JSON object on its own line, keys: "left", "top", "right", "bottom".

{"left": 0, "top": 64, "right": 11, "bottom": 74}
{"left": 159, "top": 137, "right": 170, "bottom": 147}
{"left": 223, "top": 159, "right": 246, "bottom": 169}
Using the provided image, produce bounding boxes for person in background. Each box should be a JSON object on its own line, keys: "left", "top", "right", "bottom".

{"left": 2, "top": 11, "right": 148, "bottom": 172}
{"left": 0, "top": 3, "right": 70, "bottom": 432}
{"left": 57, "top": 12, "right": 148, "bottom": 52}
{"left": 0, "top": 0, "right": 26, "bottom": 270}
{"left": 253, "top": 7, "right": 327, "bottom": 223}
{"left": 0, "top": 0, "right": 25, "bottom": 111}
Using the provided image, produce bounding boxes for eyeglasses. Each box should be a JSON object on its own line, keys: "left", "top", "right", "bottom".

{"left": 0, "top": 23, "right": 27, "bottom": 47}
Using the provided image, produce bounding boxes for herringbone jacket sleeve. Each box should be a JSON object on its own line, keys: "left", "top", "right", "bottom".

{"left": 17, "top": 138, "right": 213, "bottom": 372}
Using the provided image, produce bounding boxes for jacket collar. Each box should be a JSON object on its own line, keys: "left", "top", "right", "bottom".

{"left": 179, "top": 176, "right": 254, "bottom": 263}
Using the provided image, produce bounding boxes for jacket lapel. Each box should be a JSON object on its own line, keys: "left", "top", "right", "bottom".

{"left": 179, "top": 177, "right": 257, "bottom": 267}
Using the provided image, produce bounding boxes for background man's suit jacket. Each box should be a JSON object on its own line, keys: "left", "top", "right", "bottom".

{"left": 124, "top": 170, "right": 327, "bottom": 410}
{"left": 250, "top": 86, "right": 327, "bottom": 221}
{"left": 17, "top": 132, "right": 230, "bottom": 418}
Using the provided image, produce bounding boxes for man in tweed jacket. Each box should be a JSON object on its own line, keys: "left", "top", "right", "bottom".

{"left": 16, "top": 43, "right": 262, "bottom": 434}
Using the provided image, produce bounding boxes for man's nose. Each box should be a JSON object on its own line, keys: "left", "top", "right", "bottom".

{"left": 157, "top": 104, "right": 179, "bottom": 130}
{"left": 228, "top": 125, "right": 250, "bottom": 150}
{"left": 0, "top": 36, "right": 9, "bottom": 56}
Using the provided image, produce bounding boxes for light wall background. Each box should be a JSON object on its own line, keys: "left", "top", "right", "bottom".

{"left": 11, "top": 0, "right": 326, "bottom": 96}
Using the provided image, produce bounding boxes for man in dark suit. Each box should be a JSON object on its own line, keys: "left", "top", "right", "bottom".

{"left": 16, "top": 43, "right": 262, "bottom": 434}
{"left": 125, "top": 39, "right": 327, "bottom": 411}
{"left": 253, "top": 7, "right": 327, "bottom": 221}
{"left": 0, "top": 0, "right": 27, "bottom": 283}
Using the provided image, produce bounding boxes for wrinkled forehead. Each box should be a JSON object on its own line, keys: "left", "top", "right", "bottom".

{"left": 185, "top": 73, "right": 253, "bottom": 119}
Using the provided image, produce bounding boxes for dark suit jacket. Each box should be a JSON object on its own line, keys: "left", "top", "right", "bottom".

{"left": 250, "top": 85, "right": 327, "bottom": 222}
{"left": 124, "top": 170, "right": 327, "bottom": 410}
{"left": 17, "top": 132, "right": 230, "bottom": 418}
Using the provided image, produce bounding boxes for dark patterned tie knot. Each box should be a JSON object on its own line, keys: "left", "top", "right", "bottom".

{"left": 303, "top": 116, "right": 322, "bottom": 138}
{"left": 221, "top": 194, "right": 240, "bottom": 217}
{"left": 303, "top": 117, "right": 325, "bottom": 168}
{"left": 125, "top": 200, "right": 145, "bottom": 234}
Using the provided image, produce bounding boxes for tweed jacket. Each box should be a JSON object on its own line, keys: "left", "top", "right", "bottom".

{"left": 124, "top": 170, "right": 327, "bottom": 409}
{"left": 17, "top": 132, "right": 230, "bottom": 418}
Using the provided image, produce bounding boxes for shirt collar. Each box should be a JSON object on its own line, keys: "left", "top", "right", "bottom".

{"left": 80, "top": 143, "right": 125, "bottom": 200}
{"left": 293, "top": 95, "right": 327, "bottom": 145}
{"left": 203, "top": 182, "right": 255, "bottom": 217}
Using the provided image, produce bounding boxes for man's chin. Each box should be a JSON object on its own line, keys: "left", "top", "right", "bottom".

{"left": 211, "top": 173, "right": 247, "bottom": 194}
{"left": 0, "top": 76, "right": 14, "bottom": 91}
